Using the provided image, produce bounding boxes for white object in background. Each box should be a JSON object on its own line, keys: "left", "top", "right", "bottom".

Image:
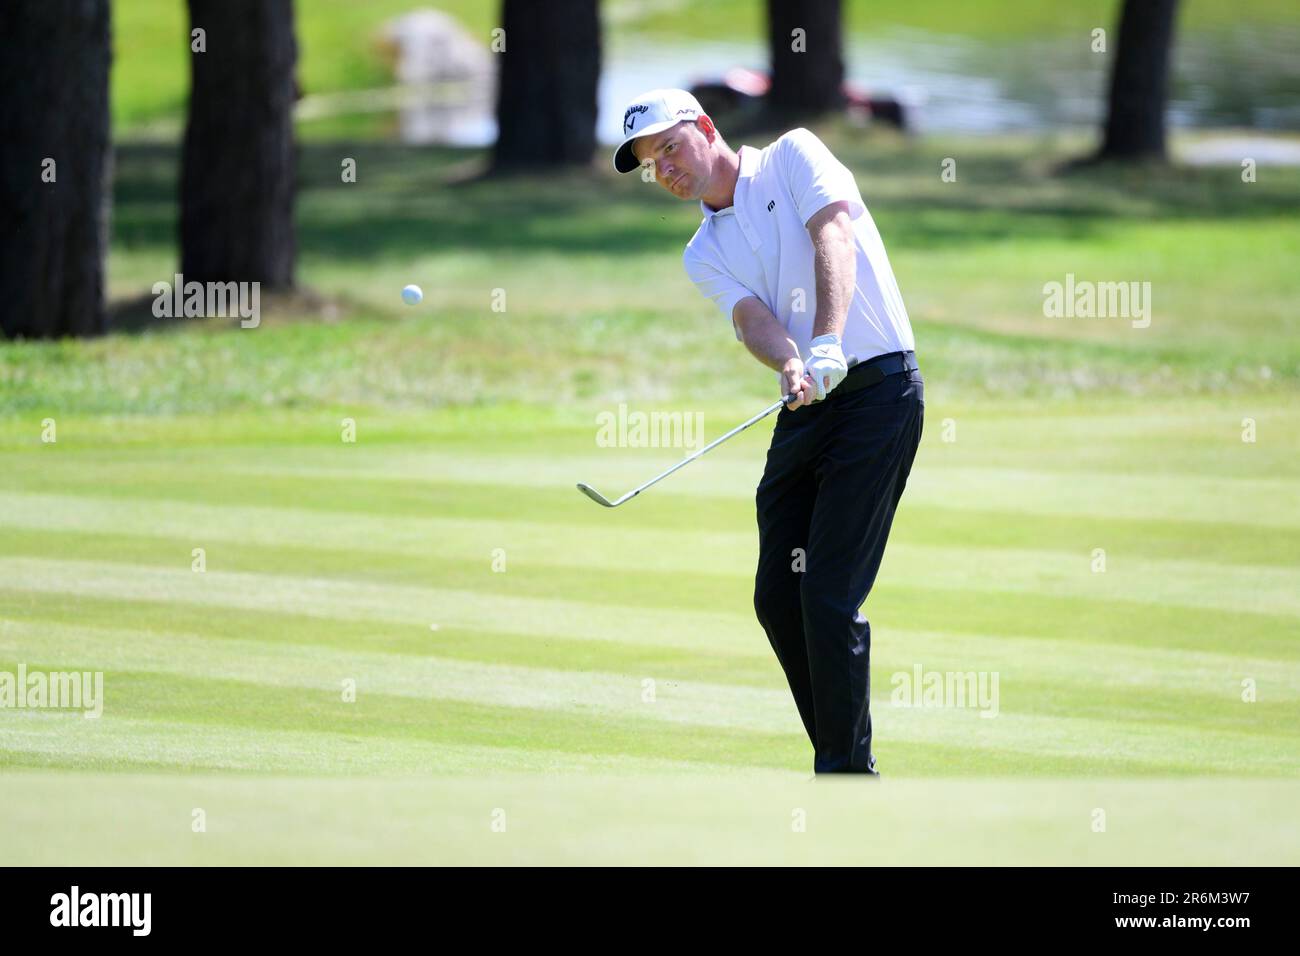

{"left": 402, "top": 284, "right": 423, "bottom": 305}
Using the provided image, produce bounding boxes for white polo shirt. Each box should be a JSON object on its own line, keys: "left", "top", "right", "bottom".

{"left": 683, "top": 128, "right": 914, "bottom": 364}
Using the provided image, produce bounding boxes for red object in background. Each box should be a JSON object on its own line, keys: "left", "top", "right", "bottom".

{"left": 689, "top": 67, "right": 907, "bottom": 129}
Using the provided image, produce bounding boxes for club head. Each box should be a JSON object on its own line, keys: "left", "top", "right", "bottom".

{"left": 576, "top": 482, "right": 616, "bottom": 507}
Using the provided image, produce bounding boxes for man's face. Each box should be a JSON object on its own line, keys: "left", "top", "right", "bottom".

{"left": 632, "top": 119, "right": 715, "bottom": 201}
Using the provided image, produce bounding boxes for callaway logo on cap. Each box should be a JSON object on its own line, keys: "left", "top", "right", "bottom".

{"left": 612, "top": 88, "right": 703, "bottom": 173}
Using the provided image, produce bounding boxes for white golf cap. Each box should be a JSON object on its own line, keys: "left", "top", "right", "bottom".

{"left": 612, "top": 88, "right": 704, "bottom": 173}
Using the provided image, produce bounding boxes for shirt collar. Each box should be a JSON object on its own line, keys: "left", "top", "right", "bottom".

{"left": 699, "top": 145, "right": 758, "bottom": 220}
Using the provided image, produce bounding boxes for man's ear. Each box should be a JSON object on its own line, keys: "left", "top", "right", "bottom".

{"left": 696, "top": 114, "right": 717, "bottom": 142}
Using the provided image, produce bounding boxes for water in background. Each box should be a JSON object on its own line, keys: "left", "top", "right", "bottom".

{"left": 364, "top": 22, "right": 1300, "bottom": 146}
{"left": 599, "top": 25, "right": 1300, "bottom": 141}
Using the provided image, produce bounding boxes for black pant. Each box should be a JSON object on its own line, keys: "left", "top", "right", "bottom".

{"left": 753, "top": 362, "right": 924, "bottom": 773}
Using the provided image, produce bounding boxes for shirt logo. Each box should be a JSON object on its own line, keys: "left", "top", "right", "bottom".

{"left": 623, "top": 104, "right": 649, "bottom": 133}
{"left": 767, "top": 200, "right": 776, "bottom": 212}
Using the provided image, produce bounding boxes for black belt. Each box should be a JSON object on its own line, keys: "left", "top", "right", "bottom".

{"left": 834, "top": 350, "right": 918, "bottom": 395}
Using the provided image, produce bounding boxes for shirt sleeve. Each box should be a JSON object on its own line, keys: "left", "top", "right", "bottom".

{"left": 776, "top": 127, "right": 866, "bottom": 226}
{"left": 683, "top": 248, "right": 757, "bottom": 341}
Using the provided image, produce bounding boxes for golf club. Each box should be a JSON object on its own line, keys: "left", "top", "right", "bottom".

{"left": 577, "top": 355, "right": 858, "bottom": 508}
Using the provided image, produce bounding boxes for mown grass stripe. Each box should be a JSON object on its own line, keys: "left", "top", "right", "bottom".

{"left": 6, "top": 616, "right": 1296, "bottom": 741}
{"left": 5, "top": 626, "right": 1295, "bottom": 773}
{"left": 0, "top": 556, "right": 754, "bottom": 652}
{"left": 4, "top": 551, "right": 1298, "bottom": 683}
{"left": 3, "top": 621, "right": 802, "bottom": 736}
{"left": 5, "top": 521, "right": 1295, "bottom": 618}
{"left": 9, "top": 587, "right": 1299, "bottom": 704}
{"left": 0, "top": 716, "right": 740, "bottom": 775}
{"left": 6, "top": 486, "right": 1299, "bottom": 567}
{"left": 0, "top": 671, "right": 805, "bottom": 771}
{"left": 0, "top": 589, "right": 781, "bottom": 681}
{"left": 6, "top": 448, "right": 1299, "bottom": 528}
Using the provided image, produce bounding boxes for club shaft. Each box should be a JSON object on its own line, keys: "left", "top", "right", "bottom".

{"left": 613, "top": 397, "right": 786, "bottom": 504}
{"left": 592, "top": 356, "right": 857, "bottom": 506}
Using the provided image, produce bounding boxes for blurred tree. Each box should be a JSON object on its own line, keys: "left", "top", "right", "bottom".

{"left": 181, "top": 0, "right": 297, "bottom": 287}
{"left": 1098, "top": 0, "right": 1181, "bottom": 161}
{"left": 0, "top": 0, "right": 111, "bottom": 339}
{"left": 492, "top": 0, "right": 601, "bottom": 171}
{"left": 766, "top": 0, "right": 844, "bottom": 119}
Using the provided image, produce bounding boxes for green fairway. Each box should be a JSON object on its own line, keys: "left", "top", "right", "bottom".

{"left": 3, "top": 396, "right": 1297, "bottom": 769}
{"left": 4, "top": 773, "right": 1298, "bottom": 866}
{"left": 2, "top": 395, "right": 1299, "bottom": 862}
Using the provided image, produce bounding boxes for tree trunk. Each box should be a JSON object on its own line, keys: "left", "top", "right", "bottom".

{"left": 766, "top": 0, "right": 844, "bottom": 119}
{"left": 492, "top": 0, "right": 601, "bottom": 171}
{"left": 181, "top": 0, "right": 297, "bottom": 287}
{"left": 1098, "top": 0, "right": 1180, "bottom": 161}
{"left": 0, "top": 0, "right": 111, "bottom": 339}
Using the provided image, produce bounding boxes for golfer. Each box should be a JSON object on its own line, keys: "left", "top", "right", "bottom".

{"left": 614, "top": 89, "right": 923, "bottom": 775}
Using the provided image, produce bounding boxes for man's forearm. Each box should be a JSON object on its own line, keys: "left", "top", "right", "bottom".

{"left": 808, "top": 205, "right": 856, "bottom": 339}
{"left": 732, "top": 296, "right": 801, "bottom": 373}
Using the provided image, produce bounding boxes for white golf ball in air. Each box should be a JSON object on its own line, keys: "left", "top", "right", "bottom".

{"left": 401, "top": 284, "right": 423, "bottom": 306}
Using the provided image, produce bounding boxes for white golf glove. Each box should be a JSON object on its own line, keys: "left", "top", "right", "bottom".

{"left": 805, "top": 334, "right": 849, "bottom": 401}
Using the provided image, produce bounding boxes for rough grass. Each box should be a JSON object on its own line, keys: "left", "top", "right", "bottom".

{"left": 3, "top": 129, "right": 1297, "bottom": 415}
